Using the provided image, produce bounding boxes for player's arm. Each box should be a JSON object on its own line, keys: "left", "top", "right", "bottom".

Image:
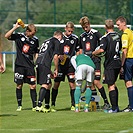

{"left": 92, "top": 48, "right": 104, "bottom": 56}
{"left": 53, "top": 54, "right": 58, "bottom": 78}
{"left": 92, "top": 35, "right": 106, "bottom": 56}
{"left": 0, "top": 53, "right": 5, "bottom": 73}
{"left": 70, "top": 55, "right": 77, "bottom": 70}
{"left": 121, "top": 33, "right": 128, "bottom": 67}
{"left": 5, "top": 21, "right": 20, "bottom": 39}
{"left": 121, "top": 48, "right": 127, "bottom": 67}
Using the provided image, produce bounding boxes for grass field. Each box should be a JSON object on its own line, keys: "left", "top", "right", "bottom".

{"left": 0, "top": 66, "right": 133, "bottom": 133}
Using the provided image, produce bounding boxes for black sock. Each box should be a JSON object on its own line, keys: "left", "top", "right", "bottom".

{"left": 45, "top": 89, "right": 50, "bottom": 109}
{"left": 38, "top": 87, "right": 46, "bottom": 107}
{"left": 16, "top": 88, "right": 22, "bottom": 106}
{"left": 51, "top": 88, "right": 58, "bottom": 106}
{"left": 99, "top": 87, "right": 109, "bottom": 104}
{"left": 30, "top": 89, "right": 37, "bottom": 108}
{"left": 115, "top": 86, "right": 119, "bottom": 107}
{"left": 109, "top": 90, "right": 117, "bottom": 110}
{"left": 70, "top": 89, "right": 75, "bottom": 106}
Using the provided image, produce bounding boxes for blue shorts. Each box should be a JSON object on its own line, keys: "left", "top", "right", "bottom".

{"left": 124, "top": 58, "right": 133, "bottom": 81}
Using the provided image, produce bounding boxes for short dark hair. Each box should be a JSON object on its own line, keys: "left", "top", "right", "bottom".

{"left": 116, "top": 16, "right": 127, "bottom": 24}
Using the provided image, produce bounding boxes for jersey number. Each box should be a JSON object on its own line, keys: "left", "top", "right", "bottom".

{"left": 39, "top": 41, "right": 49, "bottom": 53}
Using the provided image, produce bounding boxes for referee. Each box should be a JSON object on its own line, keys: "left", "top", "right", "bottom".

{"left": 116, "top": 16, "right": 133, "bottom": 112}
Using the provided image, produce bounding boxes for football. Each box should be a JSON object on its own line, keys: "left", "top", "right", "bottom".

{"left": 94, "top": 46, "right": 106, "bottom": 57}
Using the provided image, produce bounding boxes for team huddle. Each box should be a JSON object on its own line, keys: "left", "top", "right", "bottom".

{"left": 3, "top": 16, "right": 133, "bottom": 113}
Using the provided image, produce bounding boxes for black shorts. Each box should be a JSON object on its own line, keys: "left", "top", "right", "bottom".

{"left": 36, "top": 64, "right": 51, "bottom": 85}
{"left": 94, "top": 61, "right": 101, "bottom": 80}
{"left": 14, "top": 65, "right": 36, "bottom": 85}
{"left": 54, "top": 62, "right": 75, "bottom": 83}
{"left": 103, "top": 68, "right": 120, "bottom": 85}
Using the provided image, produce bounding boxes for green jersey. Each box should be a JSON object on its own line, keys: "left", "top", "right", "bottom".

{"left": 76, "top": 54, "right": 96, "bottom": 69}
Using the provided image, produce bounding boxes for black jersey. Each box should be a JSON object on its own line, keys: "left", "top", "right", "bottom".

{"left": 79, "top": 29, "right": 102, "bottom": 54}
{"left": 100, "top": 32, "right": 122, "bottom": 69}
{"left": 36, "top": 37, "right": 60, "bottom": 68}
{"left": 79, "top": 28, "right": 102, "bottom": 62}
{"left": 60, "top": 33, "right": 79, "bottom": 58}
{"left": 9, "top": 33, "right": 39, "bottom": 68}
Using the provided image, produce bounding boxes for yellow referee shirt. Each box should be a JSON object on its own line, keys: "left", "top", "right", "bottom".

{"left": 122, "top": 28, "right": 133, "bottom": 58}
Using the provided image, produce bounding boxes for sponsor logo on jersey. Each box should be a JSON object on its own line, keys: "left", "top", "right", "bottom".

{"left": 21, "top": 37, "right": 25, "bottom": 41}
{"left": 64, "top": 45, "right": 70, "bottom": 54}
{"left": 85, "top": 42, "right": 90, "bottom": 51}
{"left": 60, "top": 39, "right": 64, "bottom": 43}
{"left": 30, "top": 41, "right": 34, "bottom": 44}
{"left": 90, "top": 35, "right": 93, "bottom": 39}
{"left": 22, "top": 44, "right": 30, "bottom": 53}
{"left": 83, "top": 37, "right": 86, "bottom": 41}
{"left": 70, "top": 40, "right": 74, "bottom": 44}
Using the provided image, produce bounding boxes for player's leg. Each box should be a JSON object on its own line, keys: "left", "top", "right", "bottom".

{"left": 94, "top": 62, "right": 110, "bottom": 109}
{"left": 29, "top": 84, "right": 37, "bottom": 111}
{"left": 123, "top": 59, "right": 133, "bottom": 112}
{"left": 84, "top": 65, "right": 94, "bottom": 112}
{"left": 51, "top": 81, "right": 60, "bottom": 107}
{"left": 44, "top": 83, "right": 52, "bottom": 113}
{"left": 45, "top": 84, "right": 51, "bottom": 110}
{"left": 74, "top": 81, "right": 82, "bottom": 112}
{"left": 69, "top": 81, "right": 76, "bottom": 110}
{"left": 51, "top": 65, "right": 64, "bottom": 111}
{"left": 74, "top": 65, "right": 87, "bottom": 112}
{"left": 26, "top": 67, "right": 37, "bottom": 111}
{"left": 14, "top": 65, "right": 24, "bottom": 111}
{"left": 16, "top": 84, "right": 23, "bottom": 111}
{"left": 104, "top": 69, "right": 119, "bottom": 113}
{"left": 84, "top": 87, "right": 92, "bottom": 112}
{"left": 36, "top": 64, "right": 50, "bottom": 112}
{"left": 67, "top": 64, "right": 75, "bottom": 110}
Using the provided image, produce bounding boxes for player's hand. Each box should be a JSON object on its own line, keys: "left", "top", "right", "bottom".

{"left": 59, "top": 55, "right": 64, "bottom": 62}
{"left": 14, "top": 21, "right": 21, "bottom": 29}
{"left": 0, "top": 65, "right": 5, "bottom": 73}
{"left": 53, "top": 69, "right": 58, "bottom": 78}
{"left": 50, "top": 72, "right": 55, "bottom": 79}
{"left": 120, "top": 67, "right": 124, "bottom": 73}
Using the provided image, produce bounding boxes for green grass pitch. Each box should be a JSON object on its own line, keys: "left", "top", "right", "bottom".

{"left": 0, "top": 66, "right": 133, "bottom": 133}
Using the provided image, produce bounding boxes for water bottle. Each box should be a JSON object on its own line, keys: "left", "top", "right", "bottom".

{"left": 90, "top": 97, "right": 96, "bottom": 111}
{"left": 17, "top": 19, "right": 25, "bottom": 28}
